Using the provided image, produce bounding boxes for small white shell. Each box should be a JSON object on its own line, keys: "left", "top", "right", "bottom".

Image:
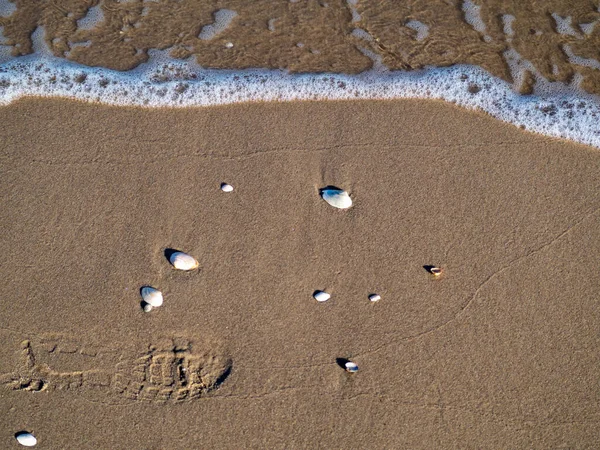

{"left": 143, "top": 303, "right": 153, "bottom": 313}
{"left": 313, "top": 290, "right": 331, "bottom": 302}
{"left": 345, "top": 361, "right": 359, "bottom": 373}
{"left": 140, "top": 286, "right": 163, "bottom": 307}
{"left": 429, "top": 267, "right": 443, "bottom": 277}
{"left": 221, "top": 183, "right": 234, "bottom": 192}
{"left": 169, "top": 251, "right": 199, "bottom": 271}
{"left": 368, "top": 293, "right": 381, "bottom": 302}
{"left": 320, "top": 187, "right": 352, "bottom": 209}
{"left": 15, "top": 432, "right": 37, "bottom": 447}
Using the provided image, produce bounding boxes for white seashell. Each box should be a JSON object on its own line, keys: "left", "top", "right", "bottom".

{"left": 320, "top": 187, "right": 352, "bottom": 209}
{"left": 169, "top": 251, "right": 199, "bottom": 271}
{"left": 344, "top": 361, "right": 359, "bottom": 373}
{"left": 313, "top": 290, "right": 331, "bottom": 302}
{"left": 221, "top": 183, "right": 234, "bottom": 192}
{"left": 368, "top": 293, "right": 381, "bottom": 302}
{"left": 426, "top": 266, "right": 443, "bottom": 277}
{"left": 140, "top": 287, "right": 163, "bottom": 307}
{"left": 143, "top": 303, "right": 153, "bottom": 313}
{"left": 15, "top": 432, "right": 37, "bottom": 447}
{"left": 430, "top": 267, "right": 443, "bottom": 276}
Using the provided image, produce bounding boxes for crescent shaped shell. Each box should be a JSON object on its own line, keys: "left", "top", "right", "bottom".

{"left": 345, "top": 361, "right": 359, "bottom": 373}
{"left": 140, "top": 286, "right": 163, "bottom": 307}
{"left": 320, "top": 187, "right": 352, "bottom": 209}
{"left": 15, "top": 432, "right": 37, "bottom": 447}
{"left": 221, "top": 183, "right": 234, "bottom": 192}
{"left": 368, "top": 294, "right": 381, "bottom": 302}
{"left": 313, "top": 290, "right": 331, "bottom": 302}
{"left": 169, "top": 252, "right": 199, "bottom": 271}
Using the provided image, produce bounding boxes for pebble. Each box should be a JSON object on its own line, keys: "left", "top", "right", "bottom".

{"left": 221, "top": 183, "right": 234, "bottom": 192}
{"left": 313, "top": 290, "right": 331, "bottom": 302}
{"left": 15, "top": 432, "right": 37, "bottom": 447}
{"left": 169, "top": 251, "right": 199, "bottom": 271}
{"left": 344, "top": 361, "right": 359, "bottom": 373}
{"left": 368, "top": 293, "right": 381, "bottom": 302}
{"left": 320, "top": 187, "right": 353, "bottom": 209}
{"left": 140, "top": 286, "right": 163, "bottom": 307}
{"left": 143, "top": 303, "right": 153, "bottom": 313}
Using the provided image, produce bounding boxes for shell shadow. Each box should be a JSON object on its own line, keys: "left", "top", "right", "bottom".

{"left": 164, "top": 248, "right": 180, "bottom": 262}
{"left": 423, "top": 265, "right": 437, "bottom": 274}
{"left": 319, "top": 185, "right": 343, "bottom": 197}
{"left": 335, "top": 357, "right": 351, "bottom": 369}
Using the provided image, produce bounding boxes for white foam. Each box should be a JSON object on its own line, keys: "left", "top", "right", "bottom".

{"left": 198, "top": 9, "right": 237, "bottom": 40}
{"left": 0, "top": 45, "right": 11, "bottom": 64}
{"left": 351, "top": 28, "right": 373, "bottom": 42}
{"left": 563, "top": 44, "right": 600, "bottom": 70}
{"left": 502, "top": 14, "right": 515, "bottom": 40}
{"left": 579, "top": 21, "right": 597, "bottom": 35}
{"left": 551, "top": 13, "right": 581, "bottom": 37}
{"left": 268, "top": 18, "right": 279, "bottom": 32}
{"left": 405, "top": 20, "right": 429, "bottom": 41}
{"left": 77, "top": 4, "right": 104, "bottom": 31}
{"left": 462, "top": 0, "right": 489, "bottom": 40}
{"left": 346, "top": 0, "right": 361, "bottom": 23}
{"left": 31, "top": 27, "right": 53, "bottom": 58}
{"left": 0, "top": 26, "right": 8, "bottom": 45}
{"left": 0, "top": 0, "right": 17, "bottom": 17}
{"left": 0, "top": 54, "right": 600, "bottom": 149}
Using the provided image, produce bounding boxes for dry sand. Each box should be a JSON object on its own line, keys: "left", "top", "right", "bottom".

{"left": 1, "top": 98, "right": 599, "bottom": 448}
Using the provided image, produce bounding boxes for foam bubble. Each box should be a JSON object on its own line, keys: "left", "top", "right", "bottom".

{"left": 579, "top": 21, "right": 597, "bottom": 35}
{"left": 77, "top": 4, "right": 104, "bottom": 31}
{"left": 198, "top": 9, "right": 237, "bottom": 40}
{"left": 563, "top": 44, "right": 600, "bottom": 70}
{"left": 0, "top": 53, "right": 599, "bottom": 149}
{"left": 462, "top": 0, "right": 489, "bottom": 40}
{"left": 551, "top": 13, "right": 581, "bottom": 37}
{"left": 0, "top": 0, "right": 17, "bottom": 17}
{"left": 30, "top": 27, "right": 53, "bottom": 58}
{"left": 502, "top": 14, "right": 515, "bottom": 39}
{"left": 405, "top": 20, "right": 429, "bottom": 41}
{"left": 351, "top": 28, "right": 373, "bottom": 42}
{"left": 346, "top": 0, "right": 361, "bottom": 23}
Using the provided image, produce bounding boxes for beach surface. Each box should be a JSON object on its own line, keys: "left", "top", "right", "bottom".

{"left": 1, "top": 97, "right": 599, "bottom": 448}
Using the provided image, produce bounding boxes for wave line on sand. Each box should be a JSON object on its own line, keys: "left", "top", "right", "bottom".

{"left": 0, "top": 55, "right": 599, "bottom": 149}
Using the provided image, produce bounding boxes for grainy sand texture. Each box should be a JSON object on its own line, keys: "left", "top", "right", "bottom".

{"left": 1, "top": 98, "right": 599, "bottom": 448}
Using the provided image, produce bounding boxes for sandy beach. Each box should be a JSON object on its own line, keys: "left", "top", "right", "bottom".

{"left": 1, "top": 97, "right": 599, "bottom": 448}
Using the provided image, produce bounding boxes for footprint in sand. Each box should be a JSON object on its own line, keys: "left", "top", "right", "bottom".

{"left": 0, "top": 335, "right": 232, "bottom": 404}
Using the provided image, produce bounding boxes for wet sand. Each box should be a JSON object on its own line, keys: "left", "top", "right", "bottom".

{"left": 1, "top": 98, "right": 600, "bottom": 448}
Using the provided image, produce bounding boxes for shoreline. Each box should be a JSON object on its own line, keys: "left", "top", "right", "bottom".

{"left": 1, "top": 57, "right": 600, "bottom": 149}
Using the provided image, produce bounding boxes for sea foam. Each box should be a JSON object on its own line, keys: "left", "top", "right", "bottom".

{"left": 0, "top": 52, "right": 599, "bottom": 149}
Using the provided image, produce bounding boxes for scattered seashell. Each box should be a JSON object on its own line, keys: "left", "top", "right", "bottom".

{"left": 169, "top": 251, "right": 199, "bottom": 271}
{"left": 140, "top": 286, "right": 163, "bottom": 307}
{"left": 225, "top": 42, "right": 234, "bottom": 48}
{"left": 344, "top": 361, "right": 359, "bottom": 373}
{"left": 428, "top": 266, "right": 443, "bottom": 277}
{"left": 143, "top": 303, "right": 153, "bottom": 313}
{"left": 368, "top": 293, "right": 381, "bottom": 302}
{"left": 313, "top": 290, "right": 331, "bottom": 302}
{"left": 221, "top": 183, "right": 234, "bottom": 192}
{"left": 15, "top": 432, "right": 37, "bottom": 447}
{"left": 320, "top": 186, "right": 352, "bottom": 209}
